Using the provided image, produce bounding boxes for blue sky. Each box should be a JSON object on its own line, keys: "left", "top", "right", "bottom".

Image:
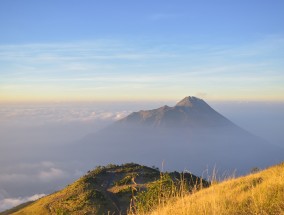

{"left": 0, "top": 0, "right": 284, "bottom": 102}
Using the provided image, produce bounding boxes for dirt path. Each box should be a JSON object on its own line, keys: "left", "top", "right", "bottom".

{"left": 97, "top": 171, "right": 122, "bottom": 214}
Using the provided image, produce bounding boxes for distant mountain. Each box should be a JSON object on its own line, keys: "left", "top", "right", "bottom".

{"left": 3, "top": 163, "right": 207, "bottom": 215}
{"left": 77, "top": 96, "right": 283, "bottom": 176}
{"left": 119, "top": 96, "right": 234, "bottom": 127}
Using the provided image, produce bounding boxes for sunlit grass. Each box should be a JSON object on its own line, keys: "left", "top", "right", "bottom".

{"left": 133, "top": 163, "right": 284, "bottom": 215}
{"left": 5, "top": 163, "right": 284, "bottom": 215}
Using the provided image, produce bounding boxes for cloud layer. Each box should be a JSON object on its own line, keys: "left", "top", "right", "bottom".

{"left": 0, "top": 101, "right": 283, "bottom": 212}
{"left": 0, "top": 103, "right": 130, "bottom": 125}
{"left": 0, "top": 194, "right": 46, "bottom": 211}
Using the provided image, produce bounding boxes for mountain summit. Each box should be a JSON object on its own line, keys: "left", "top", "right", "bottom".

{"left": 175, "top": 96, "right": 207, "bottom": 107}
{"left": 119, "top": 96, "right": 232, "bottom": 128}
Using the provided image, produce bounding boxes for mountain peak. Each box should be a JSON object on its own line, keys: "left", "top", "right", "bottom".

{"left": 118, "top": 96, "right": 232, "bottom": 128}
{"left": 175, "top": 96, "right": 205, "bottom": 107}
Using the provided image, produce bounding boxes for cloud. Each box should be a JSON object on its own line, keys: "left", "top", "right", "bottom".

{"left": 0, "top": 104, "right": 130, "bottom": 125}
{"left": 0, "top": 161, "right": 69, "bottom": 188}
{"left": 114, "top": 112, "right": 128, "bottom": 120}
{"left": 37, "top": 168, "right": 67, "bottom": 182}
{"left": 0, "top": 161, "right": 82, "bottom": 212}
{"left": 1, "top": 36, "right": 283, "bottom": 102}
{"left": 0, "top": 194, "right": 45, "bottom": 212}
{"left": 0, "top": 40, "right": 176, "bottom": 67}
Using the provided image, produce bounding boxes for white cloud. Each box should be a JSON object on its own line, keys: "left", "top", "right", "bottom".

{"left": 37, "top": 168, "right": 67, "bottom": 182}
{"left": 0, "top": 194, "right": 45, "bottom": 212}
{"left": 0, "top": 104, "right": 130, "bottom": 125}
{"left": 98, "top": 112, "right": 114, "bottom": 120}
{"left": 0, "top": 163, "right": 67, "bottom": 184}
{"left": 114, "top": 112, "right": 128, "bottom": 120}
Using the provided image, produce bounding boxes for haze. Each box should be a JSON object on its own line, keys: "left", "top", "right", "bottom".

{"left": 0, "top": 100, "right": 283, "bottom": 211}
{"left": 1, "top": 0, "right": 284, "bottom": 212}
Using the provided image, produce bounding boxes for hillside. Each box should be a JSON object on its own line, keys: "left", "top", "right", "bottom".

{"left": 3, "top": 163, "right": 206, "bottom": 215}
{"left": 138, "top": 162, "right": 284, "bottom": 215}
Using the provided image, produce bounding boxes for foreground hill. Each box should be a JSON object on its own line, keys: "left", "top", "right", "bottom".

{"left": 4, "top": 163, "right": 206, "bottom": 215}
{"left": 78, "top": 96, "right": 283, "bottom": 175}
{"left": 140, "top": 162, "right": 284, "bottom": 215}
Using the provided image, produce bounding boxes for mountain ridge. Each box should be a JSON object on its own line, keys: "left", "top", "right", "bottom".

{"left": 118, "top": 96, "right": 234, "bottom": 128}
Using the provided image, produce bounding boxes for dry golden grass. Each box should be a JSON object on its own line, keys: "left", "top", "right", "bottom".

{"left": 139, "top": 163, "right": 284, "bottom": 215}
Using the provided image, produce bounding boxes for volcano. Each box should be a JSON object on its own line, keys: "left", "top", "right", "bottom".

{"left": 119, "top": 96, "right": 235, "bottom": 128}
{"left": 78, "top": 96, "right": 283, "bottom": 175}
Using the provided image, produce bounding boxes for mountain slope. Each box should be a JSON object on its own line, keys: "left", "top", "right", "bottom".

{"left": 5, "top": 163, "right": 206, "bottom": 215}
{"left": 78, "top": 96, "right": 283, "bottom": 175}
{"left": 119, "top": 96, "right": 233, "bottom": 127}
{"left": 141, "top": 162, "right": 284, "bottom": 215}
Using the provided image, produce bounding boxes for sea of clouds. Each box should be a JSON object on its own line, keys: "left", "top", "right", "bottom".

{"left": 0, "top": 101, "right": 283, "bottom": 211}
{"left": 0, "top": 101, "right": 165, "bottom": 211}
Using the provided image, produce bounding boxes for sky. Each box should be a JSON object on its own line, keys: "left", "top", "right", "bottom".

{"left": 0, "top": 0, "right": 284, "bottom": 102}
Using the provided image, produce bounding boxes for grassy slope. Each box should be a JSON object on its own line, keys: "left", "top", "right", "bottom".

{"left": 145, "top": 162, "right": 284, "bottom": 215}
{"left": 7, "top": 163, "right": 161, "bottom": 215}
{"left": 4, "top": 163, "right": 206, "bottom": 215}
